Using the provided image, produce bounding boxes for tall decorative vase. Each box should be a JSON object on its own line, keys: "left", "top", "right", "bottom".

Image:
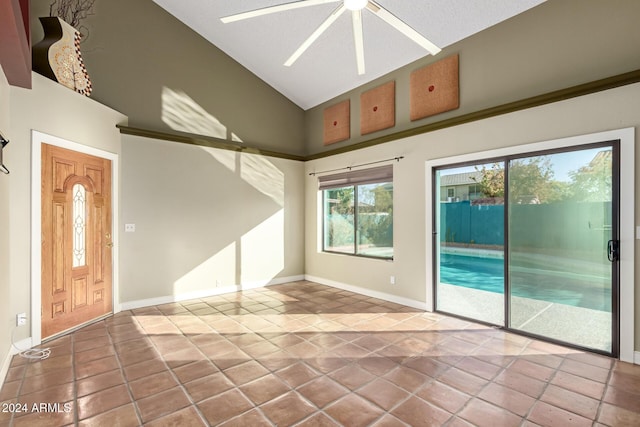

{"left": 32, "top": 17, "right": 93, "bottom": 97}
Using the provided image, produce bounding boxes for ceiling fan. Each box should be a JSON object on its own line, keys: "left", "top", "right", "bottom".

{"left": 221, "top": 0, "right": 441, "bottom": 75}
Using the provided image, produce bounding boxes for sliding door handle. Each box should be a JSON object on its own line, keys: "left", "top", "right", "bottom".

{"left": 607, "top": 239, "right": 619, "bottom": 262}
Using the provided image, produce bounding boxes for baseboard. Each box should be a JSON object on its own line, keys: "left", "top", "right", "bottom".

{"left": 304, "top": 274, "right": 428, "bottom": 311}
{"left": 0, "top": 348, "right": 11, "bottom": 386}
{"left": 635, "top": 351, "right": 640, "bottom": 365}
{"left": 0, "top": 337, "right": 33, "bottom": 384}
{"left": 120, "top": 275, "right": 305, "bottom": 311}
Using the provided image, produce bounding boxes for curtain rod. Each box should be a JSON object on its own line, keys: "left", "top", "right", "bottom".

{"left": 308, "top": 156, "right": 403, "bottom": 176}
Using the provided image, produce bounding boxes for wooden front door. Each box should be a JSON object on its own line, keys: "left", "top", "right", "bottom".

{"left": 41, "top": 143, "right": 113, "bottom": 339}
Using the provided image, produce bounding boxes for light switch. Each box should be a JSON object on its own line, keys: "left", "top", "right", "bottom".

{"left": 125, "top": 224, "right": 136, "bottom": 232}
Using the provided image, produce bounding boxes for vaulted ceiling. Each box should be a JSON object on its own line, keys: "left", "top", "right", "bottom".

{"left": 153, "top": 0, "right": 546, "bottom": 110}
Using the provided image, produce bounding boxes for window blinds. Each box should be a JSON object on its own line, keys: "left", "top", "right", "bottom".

{"left": 317, "top": 164, "right": 393, "bottom": 190}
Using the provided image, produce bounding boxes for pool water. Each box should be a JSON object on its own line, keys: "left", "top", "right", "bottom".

{"left": 439, "top": 253, "right": 611, "bottom": 312}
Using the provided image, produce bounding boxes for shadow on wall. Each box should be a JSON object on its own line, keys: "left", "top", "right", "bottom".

{"left": 173, "top": 147, "right": 286, "bottom": 296}
{"left": 121, "top": 134, "right": 288, "bottom": 303}
{"left": 161, "top": 86, "right": 243, "bottom": 142}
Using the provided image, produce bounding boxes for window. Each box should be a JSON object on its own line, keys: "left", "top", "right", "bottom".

{"left": 447, "top": 187, "right": 455, "bottom": 199}
{"left": 468, "top": 184, "right": 482, "bottom": 200}
{"left": 320, "top": 165, "right": 393, "bottom": 259}
{"left": 72, "top": 183, "right": 87, "bottom": 267}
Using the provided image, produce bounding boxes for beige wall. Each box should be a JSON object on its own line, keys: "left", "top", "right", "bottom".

{"left": 305, "top": 83, "right": 640, "bottom": 355}
{"left": 8, "top": 73, "right": 127, "bottom": 343}
{"left": 30, "top": 0, "right": 306, "bottom": 155}
{"left": 1, "top": 0, "right": 636, "bottom": 368}
{"left": 0, "top": 67, "right": 12, "bottom": 375}
{"left": 305, "top": 0, "right": 640, "bottom": 156}
{"left": 4, "top": 70, "right": 305, "bottom": 357}
{"left": 119, "top": 135, "right": 305, "bottom": 304}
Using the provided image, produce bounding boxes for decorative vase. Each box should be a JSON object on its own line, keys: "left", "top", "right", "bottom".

{"left": 32, "top": 17, "right": 93, "bottom": 97}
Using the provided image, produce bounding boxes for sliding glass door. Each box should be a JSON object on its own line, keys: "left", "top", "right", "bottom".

{"left": 435, "top": 162, "right": 506, "bottom": 326}
{"left": 508, "top": 146, "right": 617, "bottom": 353}
{"left": 434, "top": 142, "right": 618, "bottom": 355}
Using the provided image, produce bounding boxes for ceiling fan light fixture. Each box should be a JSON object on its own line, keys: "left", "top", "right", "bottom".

{"left": 344, "top": 0, "right": 368, "bottom": 11}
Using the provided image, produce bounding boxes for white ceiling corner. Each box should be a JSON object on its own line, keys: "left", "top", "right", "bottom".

{"left": 153, "top": 0, "right": 546, "bottom": 110}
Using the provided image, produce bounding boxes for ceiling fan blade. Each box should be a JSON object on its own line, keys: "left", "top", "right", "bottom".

{"left": 285, "top": 4, "right": 346, "bottom": 67}
{"left": 221, "top": 0, "right": 340, "bottom": 23}
{"left": 352, "top": 10, "right": 365, "bottom": 75}
{"left": 366, "top": 1, "right": 441, "bottom": 55}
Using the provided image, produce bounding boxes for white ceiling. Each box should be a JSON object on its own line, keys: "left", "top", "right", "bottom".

{"left": 153, "top": 0, "right": 546, "bottom": 110}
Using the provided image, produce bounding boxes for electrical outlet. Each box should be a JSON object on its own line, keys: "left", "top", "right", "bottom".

{"left": 16, "top": 313, "right": 27, "bottom": 327}
{"left": 390, "top": 276, "right": 396, "bottom": 285}
{"left": 125, "top": 223, "right": 136, "bottom": 232}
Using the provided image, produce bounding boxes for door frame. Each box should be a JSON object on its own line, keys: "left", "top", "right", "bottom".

{"left": 31, "top": 130, "right": 120, "bottom": 346}
{"left": 425, "top": 127, "right": 635, "bottom": 362}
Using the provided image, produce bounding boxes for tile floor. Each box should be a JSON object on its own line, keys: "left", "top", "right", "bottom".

{"left": 1, "top": 281, "right": 639, "bottom": 426}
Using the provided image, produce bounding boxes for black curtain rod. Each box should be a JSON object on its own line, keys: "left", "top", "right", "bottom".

{"left": 309, "top": 156, "right": 404, "bottom": 176}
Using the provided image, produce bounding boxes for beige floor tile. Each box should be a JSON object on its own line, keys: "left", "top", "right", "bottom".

{"left": 136, "top": 386, "right": 191, "bottom": 423}
{"left": 77, "top": 403, "right": 140, "bottom": 427}
{"left": 417, "top": 380, "right": 471, "bottom": 413}
{"left": 598, "top": 402, "right": 640, "bottom": 426}
{"left": 357, "top": 378, "right": 411, "bottom": 411}
{"left": 219, "top": 408, "right": 272, "bottom": 427}
{"left": 477, "top": 382, "right": 535, "bottom": 417}
{"left": 239, "top": 374, "right": 291, "bottom": 405}
{"left": 603, "top": 386, "right": 640, "bottom": 413}
{"left": 277, "top": 362, "right": 321, "bottom": 388}
{"left": 391, "top": 395, "right": 452, "bottom": 427}
{"left": 528, "top": 401, "right": 593, "bottom": 427}
{"left": 76, "top": 384, "right": 131, "bottom": 421}
{"left": 458, "top": 398, "right": 523, "bottom": 427}
{"left": 223, "top": 360, "right": 269, "bottom": 386}
{"left": 145, "top": 406, "right": 207, "bottom": 427}
{"left": 437, "top": 367, "right": 488, "bottom": 395}
{"left": 296, "top": 375, "right": 349, "bottom": 408}
{"left": 540, "top": 384, "right": 600, "bottom": 419}
{"left": 183, "top": 372, "right": 235, "bottom": 402}
{"left": 329, "top": 364, "right": 376, "bottom": 391}
{"left": 76, "top": 369, "right": 126, "bottom": 397}
{"left": 296, "top": 412, "right": 342, "bottom": 426}
{"left": 128, "top": 370, "right": 178, "bottom": 400}
{"left": 325, "top": 394, "right": 386, "bottom": 427}
{"left": 3, "top": 281, "right": 640, "bottom": 427}
{"left": 550, "top": 370, "right": 606, "bottom": 400}
{"left": 260, "top": 391, "right": 317, "bottom": 426}
{"left": 383, "top": 366, "right": 429, "bottom": 393}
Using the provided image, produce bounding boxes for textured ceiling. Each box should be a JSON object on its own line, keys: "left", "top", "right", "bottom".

{"left": 153, "top": 0, "right": 546, "bottom": 110}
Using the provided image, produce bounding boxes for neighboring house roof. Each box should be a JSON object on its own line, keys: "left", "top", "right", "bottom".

{"left": 440, "top": 171, "right": 483, "bottom": 186}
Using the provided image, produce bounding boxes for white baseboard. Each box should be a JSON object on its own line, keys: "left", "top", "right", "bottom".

{"left": 120, "top": 275, "right": 305, "bottom": 311}
{"left": 304, "top": 274, "right": 428, "bottom": 311}
{"left": 0, "top": 349, "right": 11, "bottom": 386}
{"left": 0, "top": 337, "right": 33, "bottom": 384}
{"left": 635, "top": 351, "right": 640, "bottom": 365}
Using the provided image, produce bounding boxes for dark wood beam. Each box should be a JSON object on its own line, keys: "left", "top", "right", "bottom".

{"left": 118, "top": 68, "right": 640, "bottom": 162}
{"left": 116, "top": 125, "right": 306, "bottom": 162}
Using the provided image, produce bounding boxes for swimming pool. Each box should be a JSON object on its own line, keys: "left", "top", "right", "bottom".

{"left": 439, "top": 252, "right": 611, "bottom": 312}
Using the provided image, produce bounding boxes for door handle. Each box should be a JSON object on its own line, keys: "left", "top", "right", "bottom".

{"left": 607, "top": 239, "right": 619, "bottom": 262}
